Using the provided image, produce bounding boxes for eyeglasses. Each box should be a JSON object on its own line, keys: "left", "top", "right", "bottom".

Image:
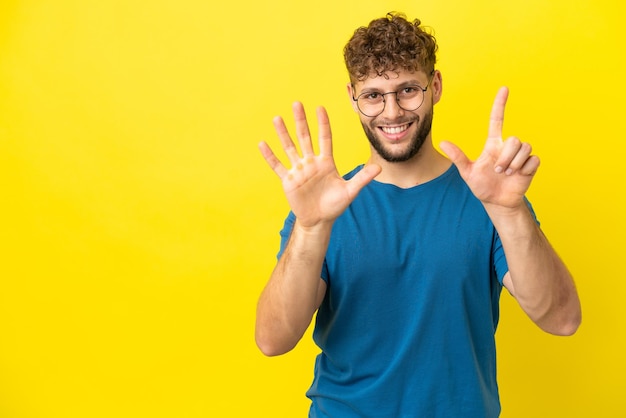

{"left": 352, "top": 74, "right": 435, "bottom": 118}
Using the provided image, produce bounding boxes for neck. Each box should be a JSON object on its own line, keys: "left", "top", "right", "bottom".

{"left": 368, "top": 142, "right": 451, "bottom": 188}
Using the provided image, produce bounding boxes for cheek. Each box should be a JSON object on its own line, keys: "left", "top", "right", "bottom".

{"left": 367, "top": 120, "right": 382, "bottom": 133}
{"left": 360, "top": 115, "right": 377, "bottom": 130}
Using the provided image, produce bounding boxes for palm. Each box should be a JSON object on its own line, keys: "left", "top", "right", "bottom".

{"left": 259, "top": 102, "right": 380, "bottom": 228}
{"left": 440, "top": 87, "right": 540, "bottom": 210}
{"left": 460, "top": 136, "right": 536, "bottom": 208}
{"left": 280, "top": 154, "right": 355, "bottom": 227}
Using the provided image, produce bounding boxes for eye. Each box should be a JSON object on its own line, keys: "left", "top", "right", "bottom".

{"left": 363, "top": 92, "right": 381, "bottom": 100}
{"left": 398, "top": 86, "right": 420, "bottom": 98}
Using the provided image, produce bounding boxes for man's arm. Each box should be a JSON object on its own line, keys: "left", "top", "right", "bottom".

{"left": 255, "top": 222, "right": 329, "bottom": 356}
{"left": 490, "top": 204, "right": 581, "bottom": 335}
{"left": 255, "top": 102, "right": 380, "bottom": 356}
{"left": 440, "top": 87, "right": 581, "bottom": 335}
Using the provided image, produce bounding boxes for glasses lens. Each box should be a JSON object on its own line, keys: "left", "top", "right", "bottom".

{"left": 397, "top": 88, "right": 424, "bottom": 111}
{"left": 357, "top": 95, "right": 384, "bottom": 117}
{"left": 356, "top": 86, "right": 426, "bottom": 117}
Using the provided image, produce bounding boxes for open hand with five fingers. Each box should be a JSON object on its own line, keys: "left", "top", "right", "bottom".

{"left": 258, "top": 101, "right": 381, "bottom": 229}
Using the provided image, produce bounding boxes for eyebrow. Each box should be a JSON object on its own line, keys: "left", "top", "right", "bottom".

{"left": 359, "top": 80, "right": 424, "bottom": 92}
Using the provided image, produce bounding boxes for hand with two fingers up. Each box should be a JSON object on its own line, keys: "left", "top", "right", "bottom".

{"left": 440, "top": 87, "right": 540, "bottom": 211}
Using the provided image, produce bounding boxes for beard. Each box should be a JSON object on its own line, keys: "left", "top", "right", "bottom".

{"left": 361, "top": 107, "right": 434, "bottom": 163}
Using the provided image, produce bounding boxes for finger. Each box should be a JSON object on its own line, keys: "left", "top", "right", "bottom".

{"left": 494, "top": 136, "right": 524, "bottom": 174}
{"left": 258, "top": 141, "right": 288, "bottom": 179}
{"left": 316, "top": 106, "right": 333, "bottom": 157}
{"left": 504, "top": 140, "right": 532, "bottom": 175}
{"left": 439, "top": 140, "right": 472, "bottom": 175}
{"left": 272, "top": 115, "right": 301, "bottom": 164}
{"left": 488, "top": 87, "right": 509, "bottom": 141}
{"left": 345, "top": 163, "right": 381, "bottom": 198}
{"left": 519, "top": 155, "right": 540, "bottom": 176}
{"left": 292, "top": 102, "right": 315, "bottom": 156}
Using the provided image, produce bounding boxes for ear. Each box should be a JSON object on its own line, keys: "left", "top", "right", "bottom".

{"left": 347, "top": 83, "right": 360, "bottom": 113}
{"left": 431, "top": 70, "right": 443, "bottom": 105}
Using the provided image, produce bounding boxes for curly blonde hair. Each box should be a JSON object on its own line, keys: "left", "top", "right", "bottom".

{"left": 344, "top": 12, "right": 438, "bottom": 82}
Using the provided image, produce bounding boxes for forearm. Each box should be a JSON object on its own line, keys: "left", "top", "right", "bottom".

{"left": 486, "top": 203, "right": 581, "bottom": 335}
{"left": 255, "top": 220, "right": 332, "bottom": 356}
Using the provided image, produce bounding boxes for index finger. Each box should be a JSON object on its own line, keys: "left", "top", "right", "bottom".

{"left": 488, "top": 86, "right": 509, "bottom": 140}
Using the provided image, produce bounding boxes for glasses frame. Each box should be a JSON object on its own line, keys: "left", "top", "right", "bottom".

{"left": 351, "top": 71, "right": 436, "bottom": 118}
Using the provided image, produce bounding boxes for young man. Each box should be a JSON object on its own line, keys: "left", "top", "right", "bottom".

{"left": 256, "top": 13, "right": 581, "bottom": 417}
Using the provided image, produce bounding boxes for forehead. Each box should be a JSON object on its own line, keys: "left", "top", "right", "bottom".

{"left": 355, "top": 70, "right": 429, "bottom": 91}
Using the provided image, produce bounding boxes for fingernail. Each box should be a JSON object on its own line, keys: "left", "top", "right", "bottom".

{"left": 505, "top": 168, "right": 513, "bottom": 175}
{"left": 495, "top": 166, "right": 503, "bottom": 173}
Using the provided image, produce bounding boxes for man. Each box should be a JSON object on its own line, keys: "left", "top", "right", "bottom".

{"left": 255, "top": 12, "right": 581, "bottom": 418}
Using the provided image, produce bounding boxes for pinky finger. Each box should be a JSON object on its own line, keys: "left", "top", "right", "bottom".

{"left": 259, "top": 141, "right": 288, "bottom": 179}
{"left": 519, "top": 155, "right": 541, "bottom": 176}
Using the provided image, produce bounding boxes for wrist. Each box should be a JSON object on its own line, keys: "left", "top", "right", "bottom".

{"left": 483, "top": 201, "right": 528, "bottom": 217}
{"left": 483, "top": 201, "right": 538, "bottom": 237}
{"left": 293, "top": 219, "right": 334, "bottom": 236}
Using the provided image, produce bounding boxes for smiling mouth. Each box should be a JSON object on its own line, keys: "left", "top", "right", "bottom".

{"left": 380, "top": 123, "right": 412, "bottom": 135}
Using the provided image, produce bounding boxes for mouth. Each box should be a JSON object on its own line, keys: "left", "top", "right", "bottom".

{"left": 380, "top": 123, "right": 411, "bottom": 135}
{"left": 378, "top": 122, "right": 413, "bottom": 140}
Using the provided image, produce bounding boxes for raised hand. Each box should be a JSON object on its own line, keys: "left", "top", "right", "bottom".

{"left": 259, "top": 102, "right": 381, "bottom": 228}
{"left": 439, "top": 87, "right": 540, "bottom": 210}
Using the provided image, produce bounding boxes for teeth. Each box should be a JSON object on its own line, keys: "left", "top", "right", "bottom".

{"left": 381, "top": 124, "right": 409, "bottom": 134}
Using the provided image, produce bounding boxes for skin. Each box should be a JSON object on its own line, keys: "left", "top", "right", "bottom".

{"left": 355, "top": 76, "right": 434, "bottom": 163}
{"left": 255, "top": 69, "right": 581, "bottom": 356}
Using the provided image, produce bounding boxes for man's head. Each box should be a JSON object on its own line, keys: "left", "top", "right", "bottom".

{"left": 344, "top": 13, "right": 441, "bottom": 163}
{"left": 344, "top": 12, "right": 437, "bottom": 84}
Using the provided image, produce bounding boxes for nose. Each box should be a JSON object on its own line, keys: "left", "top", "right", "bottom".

{"left": 381, "top": 92, "right": 404, "bottom": 118}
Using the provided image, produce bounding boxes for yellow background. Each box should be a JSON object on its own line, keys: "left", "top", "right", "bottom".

{"left": 0, "top": 0, "right": 624, "bottom": 417}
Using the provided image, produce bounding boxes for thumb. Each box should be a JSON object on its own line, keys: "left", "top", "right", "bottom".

{"left": 439, "top": 141, "right": 471, "bottom": 174}
{"left": 346, "top": 163, "right": 381, "bottom": 199}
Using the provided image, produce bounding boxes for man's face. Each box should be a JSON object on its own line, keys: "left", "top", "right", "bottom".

{"left": 350, "top": 70, "right": 437, "bottom": 163}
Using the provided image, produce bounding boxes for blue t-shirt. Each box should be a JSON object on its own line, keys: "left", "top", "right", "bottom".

{"left": 278, "top": 164, "right": 515, "bottom": 418}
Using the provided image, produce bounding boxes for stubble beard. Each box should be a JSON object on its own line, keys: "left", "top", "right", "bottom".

{"left": 361, "top": 108, "right": 434, "bottom": 163}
